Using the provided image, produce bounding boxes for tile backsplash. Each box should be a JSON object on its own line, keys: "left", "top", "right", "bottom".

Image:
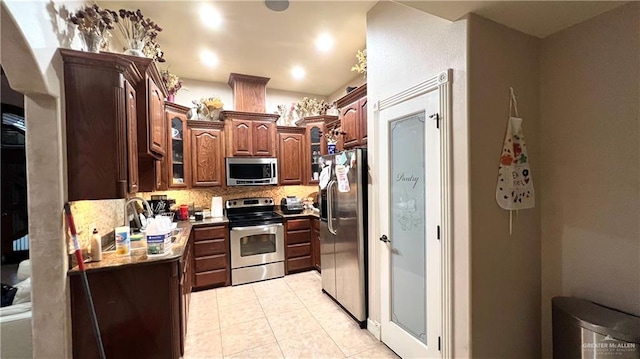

{"left": 139, "top": 185, "right": 319, "bottom": 209}
{"left": 67, "top": 186, "right": 319, "bottom": 251}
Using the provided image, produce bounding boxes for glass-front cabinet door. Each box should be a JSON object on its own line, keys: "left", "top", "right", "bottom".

{"left": 309, "top": 125, "right": 322, "bottom": 183}
{"left": 165, "top": 104, "right": 190, "bottom": 188}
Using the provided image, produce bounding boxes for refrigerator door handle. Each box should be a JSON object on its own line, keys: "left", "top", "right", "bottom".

{"left": 327, "top": 180, "right": 337, "bottom": 235}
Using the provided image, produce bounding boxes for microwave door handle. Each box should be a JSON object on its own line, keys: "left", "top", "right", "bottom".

{"left": 327, "top": 180, "right": 337, "bottom": 235}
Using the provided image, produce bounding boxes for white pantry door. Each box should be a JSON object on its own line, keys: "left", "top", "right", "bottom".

{"left": 378, "top": 88, "right": 442, "bottom": 359}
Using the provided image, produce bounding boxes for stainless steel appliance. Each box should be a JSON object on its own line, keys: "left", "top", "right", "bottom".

{"left": 280, "top": 196, "right": 304, "bottom": 214}
{"left": 227, "top": 197, "right": 285, "bottom": 285}
{"left": 226, "top": 157, "right": 278, "bottom": 186}
{"left": 319, "top": 148, "right": 368, "bottom": 328}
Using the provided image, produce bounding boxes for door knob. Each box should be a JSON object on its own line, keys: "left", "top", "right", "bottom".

{"left": 379, "top": 235, "right": 390, "bottom": 243}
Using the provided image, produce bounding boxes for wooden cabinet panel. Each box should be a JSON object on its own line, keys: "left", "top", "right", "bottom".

{"left": 340, "top": 104, "right": 359, "bottom": 148}
{"left": 155, "top": 159, "right": 168, "bottom": 191}
{"left": 70, "top": 261, "right": 180, "bottom": 359}
{"left": 288, "top": 243, "right": 311, "bottom": 257}
{"left": 149, "top": 79, "right": 166, "bottom": 156}
{"left": 287, "top": 230, "right": 311, "bottom": 245}
{"left": 190, "top": 127, "right": 224, "bottom": 187}
{"left": 278, "top": 131, "right": 304, "bottom": 185}
{"left": 312, "top": 218, "right": 321, "bottom": 271}
{"left": 231, "top": 119, "right": 252, "bottom": 156}
{"left": 359, "top": 97, "right": 367, "bottom": 145}
{"left": 193, "top": 226, "right": 227, "bottom": 241}
{"left": 253, "top": 121, "right": 273, "bottom": 156}
{"left": 125, "top": 80, "right": 139, "bottom": 194}
{"left": 336, "top": 83, "right": 367, "bottom": 149}
{"left": 195, "top": 269, "right": 228, "bottom": 288}
{"left": 287, "top": 256, "right": 312, "bottom": 273}
{"left": 194, "top": 254, "right": 227, "bottom": 272}
{"left": 194, "top": 239, "right": 226, "bottom": 256}
{"left": 286, "top": 218, "right": 311, "bottom": 231}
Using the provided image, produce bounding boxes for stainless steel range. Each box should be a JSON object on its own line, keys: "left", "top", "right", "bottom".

{"left": 226, "top": 197, "right": 285, "bottom": 285}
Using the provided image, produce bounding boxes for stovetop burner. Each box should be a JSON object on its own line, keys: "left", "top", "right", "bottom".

{"left": 226, "top": 197, "right": 283, "bottom": 228}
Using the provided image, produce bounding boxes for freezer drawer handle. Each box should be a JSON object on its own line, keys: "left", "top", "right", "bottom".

{"left": 379, "top": 235, "right": 390, "bottom": 243}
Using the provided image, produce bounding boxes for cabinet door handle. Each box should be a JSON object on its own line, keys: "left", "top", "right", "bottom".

{"left": 379, "top": 235, "right": 390, "bottom": 243}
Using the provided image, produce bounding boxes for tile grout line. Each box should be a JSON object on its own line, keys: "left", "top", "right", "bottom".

{"left": 253, "top": 282, "right": 287, "bottom": 359}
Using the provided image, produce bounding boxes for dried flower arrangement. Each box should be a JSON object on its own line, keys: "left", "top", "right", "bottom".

{"left": 191, "top": 96, "right": 224, "bottom": 121}
{"left": 161, "top": 70, "right": 184, "bottom": 96}
{"left": 143, "top": 41, "right": 166, "bottom": 63}
{"left": 351, "top": 49, "right": 367, "bottom": 77}
{"left": 67, "top": 4, "right": 116, "bottom": 52}
{"left": 323, "top": 127, "right": 345, "bottom": 144}
{"left": 113, "top": 9, "right": 163, "bottom": 58}
{"left": 68, "top": 4, "right": 115, "bottom": 36}
{"left": 275, "top": 104, "right": 295, "bottom": 125}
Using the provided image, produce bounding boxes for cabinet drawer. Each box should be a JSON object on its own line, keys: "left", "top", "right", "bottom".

{"left": 286, "top": 219, "right": 310, "bottom": 231}
{"left": 194, "top": 239, "right": 226, "bottom": 257}
{"left": 194, "top": 226, "right": 227, "bottom": 241}
{"left": 287, "top": 256, "right": 312, "bottom": 272}
{"left": 287, "top": 243, "right": 311, "bottom": 258}
{"left": 287, "top": 230, "right": 311, "bottom": 245}
{"left": 195, "top": 254, "right": 227, "bottom": 272}
{"left": 194, "top": 269, "right": 227, "bottom": 288}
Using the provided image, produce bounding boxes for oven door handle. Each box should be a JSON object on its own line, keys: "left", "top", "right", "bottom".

{"left": 231, "top": 223, "right": 283, "bottom": 232}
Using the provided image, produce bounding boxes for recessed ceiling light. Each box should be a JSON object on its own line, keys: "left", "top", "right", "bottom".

{"left": 200, "top": 4, "right": 222, "bottom": 29}
{"left": 315, "top": 33, "right": 334, "bottom": 52}
{"left": 265, "top": 0, "right": 289, "bottom": 12}
{"left": 291, "top": 66, "right": 305, "bottom": 80}
{"left": 200, "top": 50, "right": 218, "bottom": 67}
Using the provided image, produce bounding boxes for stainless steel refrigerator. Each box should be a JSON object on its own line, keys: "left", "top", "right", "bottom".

{"left": 318, "top": 148, "right": 367, "bottom": 328}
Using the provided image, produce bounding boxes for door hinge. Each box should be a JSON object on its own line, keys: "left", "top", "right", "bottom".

{"left": 429, "top": 113, "right": 440, "bottom": 129}
{"left": 438, "top": 336, "right": 441, "bottom": 351}
{"left": 437, "top": 225, "right": 441, "bottom": 240}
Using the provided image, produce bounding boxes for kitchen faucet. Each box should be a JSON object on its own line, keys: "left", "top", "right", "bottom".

{"left": 124, "top": 196, "right": 153, "bottom": 230}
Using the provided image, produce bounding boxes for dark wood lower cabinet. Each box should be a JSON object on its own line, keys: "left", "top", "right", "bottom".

{"left": 192, "top": 224, "right": 230, "bottom": 290}
{"left": 285, "top": 218, "right": 313, "bottom": 274}
{"left": 70, "top": 262, "right": 182, "bottom": 359}
{"left": 312, "top": 218, "right": 321, "bottom": 271}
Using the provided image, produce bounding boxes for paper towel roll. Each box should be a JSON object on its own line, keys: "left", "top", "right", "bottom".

{"left": 211, "top": 197, "right": 223, "bottom": 218}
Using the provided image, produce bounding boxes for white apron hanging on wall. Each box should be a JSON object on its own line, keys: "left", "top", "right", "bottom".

{"left": 496, "top": 88, "right": 535, "bottom": 234}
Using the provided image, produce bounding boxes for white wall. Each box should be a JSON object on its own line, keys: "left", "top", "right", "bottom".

{"left": 539, "top": 3, "right": 640, "bottom": 357}
{"left": 367, "top": 2, "right": 470, "bottom": 356}
{"left": 172, "top": 77, "right": 328, "bottom": 115}
{"left": 467, "top": 13, "right": 541, "bottom": 358}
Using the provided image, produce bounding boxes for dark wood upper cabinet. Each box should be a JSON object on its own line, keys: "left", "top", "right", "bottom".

{"left": 125, "top": 81, "right": 139, "bottom": 194}
{"left": 165, "top": 103, "right": 191, "bottom": 188}
{"left": 253, "top": 120, "right": 273, "bottom": 156}
{"left": 189, "top": 121, "right": 225, "bottom": 187}
{"left": 336, "top": 83, "right": 367, "bottom": 149}
{"left": 119, "top": 54, "right": 169, "bottom": 160}
{"left": 222, "top": 111, "right": 279, "bottom": 157}
{"left": 149, "top": 79, "right": 166, "bottom": 156}
{"left": 277, "top": 127, "right": 306, "bottom": 185}
{"left": 295, "top": 115, "right": 337, "bottom": 184}
{"left": 60, "top": 49, "right": 143, "bottom": 200}
{"left": 230, "top": 119, "right": 252, "bottom": 156}
{"left": 340, "top": 104, "right": 359, "bottom": 148}
{"left": 359, "top": 97, "right": 368, "bottom": 146}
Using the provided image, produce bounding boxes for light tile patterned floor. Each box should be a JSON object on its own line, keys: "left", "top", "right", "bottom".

{"left": 184, "top": 271, "right": 400, "bottom": 359}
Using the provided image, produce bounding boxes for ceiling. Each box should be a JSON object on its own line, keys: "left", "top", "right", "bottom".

{"left": 100, "top": 1, "right": 375, "bottom": 96}
{"left": 98, "top": 1, "right": 626, "bottom": 96}
{"left": 398, "top": 1, "right": 627, "bottom": 38}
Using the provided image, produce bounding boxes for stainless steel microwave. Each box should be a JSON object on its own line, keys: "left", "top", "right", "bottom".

{"left": 226, "top": 157, "right": 278, "bottom": 186}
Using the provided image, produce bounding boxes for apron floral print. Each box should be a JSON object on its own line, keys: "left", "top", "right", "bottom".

{"left": 496, "top": 88, "right": 535, "bottom": 233}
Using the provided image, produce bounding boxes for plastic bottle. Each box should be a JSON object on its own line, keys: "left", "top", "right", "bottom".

{"left": 115, "top": 226, "right": 131, "bottom": 256}
{"left": 90, "top": 228, "right": 102, "bottom": 261}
